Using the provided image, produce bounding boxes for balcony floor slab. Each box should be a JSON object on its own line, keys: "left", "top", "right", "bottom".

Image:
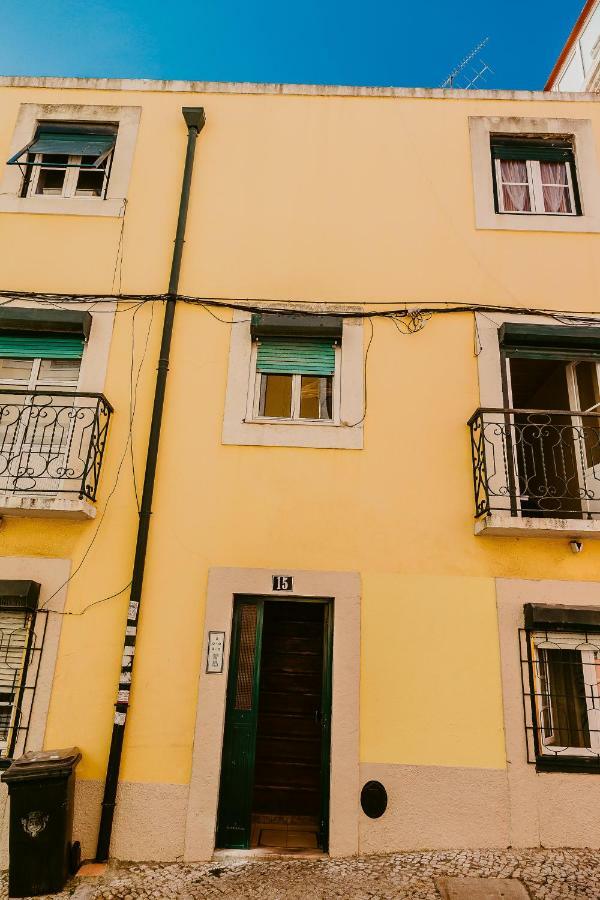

{"left": 0, "top": 494, "right": 96, "bottom": 519}
{"left": 475, "top": 513, "right": 600, "bottom": 538}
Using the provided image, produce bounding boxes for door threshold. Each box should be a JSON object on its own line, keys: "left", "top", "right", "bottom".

{"left": 214, "top": 848, "right": 327, "bottom": 860}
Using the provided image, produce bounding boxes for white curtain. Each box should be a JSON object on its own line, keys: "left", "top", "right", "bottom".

{"left": 500, "top": 160, "right": 531, "bottom": 212}
{"left": 540, "top": 161, "right": 571, "bottom": 214}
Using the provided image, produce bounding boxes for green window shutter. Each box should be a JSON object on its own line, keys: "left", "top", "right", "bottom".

{"left": 491, "top": 138, "right": 574, "bottom": 163}
{"left": 0, "top": 334, "right": 84, "bottom": 359}
{"left": 8, "top": 130, "right": 116, "bottom": 168}
{"left": 256, "top": 338, "right": 335, "bottom": 376}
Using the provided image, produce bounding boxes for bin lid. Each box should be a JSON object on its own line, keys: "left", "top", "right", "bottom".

{"left": 1, "top": 747, "right": 81, "bottom": 783}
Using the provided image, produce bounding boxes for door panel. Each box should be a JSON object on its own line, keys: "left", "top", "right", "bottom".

{"left": 216, "top": 599, "right": 263, "bottom": 849}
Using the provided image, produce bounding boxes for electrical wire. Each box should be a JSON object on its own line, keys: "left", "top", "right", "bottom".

{"left": 38, "top": 302, "right": 154, "bottom": 615}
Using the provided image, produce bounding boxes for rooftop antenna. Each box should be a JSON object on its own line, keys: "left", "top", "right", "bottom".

{"left": 441, "top": 37, "right": 494, "bottom": 89}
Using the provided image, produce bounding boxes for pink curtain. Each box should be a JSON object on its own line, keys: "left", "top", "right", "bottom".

{"left": 540, "top": 161, "right": 571, "bottom": 214}
{"left": 500, "top": 160, "right": 531, "bottom": 212}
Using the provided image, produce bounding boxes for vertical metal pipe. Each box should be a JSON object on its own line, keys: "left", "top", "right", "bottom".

{"left": 95, "top": 107, "right": 205, "bottom": 862}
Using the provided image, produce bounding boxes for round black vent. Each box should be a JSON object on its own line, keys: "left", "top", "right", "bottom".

{"left": 360, "top": 780, "right": 387, "bottom": 818}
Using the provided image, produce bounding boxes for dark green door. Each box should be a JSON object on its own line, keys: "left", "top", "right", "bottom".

{"left": 216, "top": 597, "right": 332, "bottom": 851}
{"left": 216, "top": 599, "right": 264, "bottom": 849}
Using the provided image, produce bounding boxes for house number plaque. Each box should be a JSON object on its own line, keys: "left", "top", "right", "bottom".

{"left": 206, "top": 631, "right": 225, "bottom": 673}
{"left": 272, "top": 575, "right": 294, "bottom": 592}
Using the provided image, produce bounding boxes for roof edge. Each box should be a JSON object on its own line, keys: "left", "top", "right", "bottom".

{"left": 0, "top": 75, "right": 599, "bottom": 102}
{"left": 545, "top": 0, "right": 598, "bottom": 90}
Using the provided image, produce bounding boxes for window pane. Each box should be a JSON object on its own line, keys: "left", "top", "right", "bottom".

{"left": 500, "top": 160, "right": 531, "bottom": 212}
{"left": 260, "top": 374, "right": 292, "bottom": 418}
{"left": 0, "top": 358, "right": 33, "bottom": 383}
{"left": 540, "top": 162, "right": 572, "bottom": 214}
{"left": 538, "top": 648, "right": 590, "bottom": 748}
{"left": 35, "top": 155, "right": 68, "bottom": 196}
{"left": 299, "top": 375, "right": 333, "bottom": 420}
{"left": 75, "top": 167, "right": 105, "bottom": 197}
{"left": 37, "top": 358, "right": 81, "bottom": 384}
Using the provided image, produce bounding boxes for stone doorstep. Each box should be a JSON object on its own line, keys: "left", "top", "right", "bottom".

{"left": 77, "top": 862, "right": 108, "bottom": 878}
{"left": 435, "top": 877, "right": 531, "bottom": 900}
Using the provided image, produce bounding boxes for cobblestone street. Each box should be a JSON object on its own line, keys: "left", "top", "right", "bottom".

{"left": 2, "top": 849, "right": 600, "bottom": 900}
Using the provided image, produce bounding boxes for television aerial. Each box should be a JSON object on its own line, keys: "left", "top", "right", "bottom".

{"left": 441, "top": 37, "right": 494, "bottom": 89}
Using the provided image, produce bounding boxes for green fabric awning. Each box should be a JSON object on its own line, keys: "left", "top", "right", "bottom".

{"left": 8, "top": 130, "right": 116, "bottom": 168}
{"left": 0, "top": 334, "right": 84, "bottom": 359}
{"left": 256, "top": 338, "right": 335, "bottom": 376}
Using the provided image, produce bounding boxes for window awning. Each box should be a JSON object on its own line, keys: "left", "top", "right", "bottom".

{"left": 8, "top": 129, "right": 116, "bottom": 168}
{"left": 0, "top": 581, "right": 40, "bottom": 613}
{"left": 491, "top": 136, "right": 574, "bottom": 163}
{"left": 524, "top": 603, "right": 600, "bottom": 632}
{"left": 0, "top": 308, "right": 92, "bottom": 339}
{"left": 500, "top": 323, "right": 600, "bottom": 361}
{"left": 251, "top": 313, "right": 343, "bottom": 340}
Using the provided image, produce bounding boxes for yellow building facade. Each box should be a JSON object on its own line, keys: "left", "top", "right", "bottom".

{"left": 0, "top": 76, "right": 600, "bottom": 862}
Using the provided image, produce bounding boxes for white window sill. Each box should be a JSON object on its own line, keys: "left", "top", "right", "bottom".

{"left": 224, "top": 418, "right": 362, "bottom": 449}
{"left": 0, "top": 494, "right": 97, "bottom": 519}
{"left": 477, "top": 211, "right": 600, "bottom": 233}
{"left": 0, "top": 195, "right": 125, "bottom": 218}
{"left": 475, "top": 513, "right": 600, "bottom": 538}
{"left": 247, "top": 417, "right": 339, "bottom": 426}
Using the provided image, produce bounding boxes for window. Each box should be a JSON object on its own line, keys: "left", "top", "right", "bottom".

{"left": 0, "top": 581, "right": 41, "bottom": 763}
{"left": 247, "top": 314, "right": 342, "bottom": 425}
{"left": 521, "top": 603, "right": 600, "bottom": 772}
{"left": 492, "top": 136, "right": 579, "bottom": 216}
{"left": 253, "top": 337, "right": 337, "bottom": 422}
{"left": 8, "top": 124, "right": 117, "bottom": 200}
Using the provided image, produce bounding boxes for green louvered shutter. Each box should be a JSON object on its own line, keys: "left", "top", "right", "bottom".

{"left": 0, "top": 334, "right": 84, "bottom": 359}
{"left": 256, "top": 338, "right": 335, "bottom": 376}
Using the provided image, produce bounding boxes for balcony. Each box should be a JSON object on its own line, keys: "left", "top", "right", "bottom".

{"left": 468, "top": 407, "right": 600, "bottom": 538}
{"left": 0, "top": 390, "right": 112, "bottom": 519}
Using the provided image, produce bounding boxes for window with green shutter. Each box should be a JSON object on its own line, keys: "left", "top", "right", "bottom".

{"left": 491, "top": 135, "right": 580, "bottom": 216}
{"left": 253, "top": 336, "right": 338, "bottom": 422}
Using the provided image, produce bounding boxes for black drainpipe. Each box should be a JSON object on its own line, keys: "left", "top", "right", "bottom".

{"left": 95, "top": 106, "right": 206, "bottom": 862}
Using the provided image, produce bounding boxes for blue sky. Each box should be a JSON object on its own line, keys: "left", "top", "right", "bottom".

{"left": 2, "top": 1, "right": 583, "bottom": 90}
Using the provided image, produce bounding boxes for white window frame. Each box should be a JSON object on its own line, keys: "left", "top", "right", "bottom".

{"left": 495, "top": 157, "right": 577, "bottom": 216}
{"left": 247, "top": 341, "right": 342, "bottom": 425}
{"left": 23, "top": 151, "right": 112, "bottom": 200}
{"left": 531, "top": 630, "right": 600, "bottom": 758}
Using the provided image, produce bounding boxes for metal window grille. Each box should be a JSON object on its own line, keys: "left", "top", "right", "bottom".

{"left": 0, "top": 604, "right": 47, "bottom": 765}
{"left": 234, "top": 604, "right": 258, "bottom": 711}
{"left": 0, "top": 390, "right": 112, "bottom": 499}
{"left": 520, "top": 628, "right": 600, "bottom": 769}
{"left": 469, "top": 408, "right": 600, "bottom": 519}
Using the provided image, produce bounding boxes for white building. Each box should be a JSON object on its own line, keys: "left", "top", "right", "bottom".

{"left": 547, "top": 1, "right": 600, "bottom": 90}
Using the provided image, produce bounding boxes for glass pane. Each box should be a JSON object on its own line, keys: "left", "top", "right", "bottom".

{"left": 37, "top": 358, "right": 81, "bottom": 384}
{"left": 75, "top": 168, "right": 105, "bottom": 197}
{"left": 234, "top": 604, "right": 258, "bottom": 711}
{"left": 575, "top": 362, "right": 600, "bottom": 469}
{"left": 260, "top": 374, "right": 292, "bottom": 418}
{"left": 538, "top": 648, "right": 590, "bottom": 748}
{"left": 540, "top": 162, "right": 572, "bottom": 214}
{"left": 299, "top": 375, "right": 333, "bottom": 420}
{"left": 500, "top": 160, "right": 531, "bottom": 212}
{"left": 35, "top": 162, "right": 67, "bottom": 196}
{"left": 0, "top": 358, "right": 33, "bottom": 383}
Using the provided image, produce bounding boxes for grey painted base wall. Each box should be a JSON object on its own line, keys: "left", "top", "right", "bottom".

{"left": 2, "top": 762, "right": 600, "bottom": 865}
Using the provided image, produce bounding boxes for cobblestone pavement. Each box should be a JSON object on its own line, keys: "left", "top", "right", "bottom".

{"left": 2, "top": 849, "right": 600, "bottom": 900}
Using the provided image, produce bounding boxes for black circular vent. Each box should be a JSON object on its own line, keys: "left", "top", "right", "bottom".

{"left": 360, "top": 780, "right": 387, "bottom": 818}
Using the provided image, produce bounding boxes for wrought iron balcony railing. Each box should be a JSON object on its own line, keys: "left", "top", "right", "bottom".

{"left": 468, "top": 407, "right": 600, "bottom": 520}
{"left": 0, "top": 390, "right": 112, "bottom": 501}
